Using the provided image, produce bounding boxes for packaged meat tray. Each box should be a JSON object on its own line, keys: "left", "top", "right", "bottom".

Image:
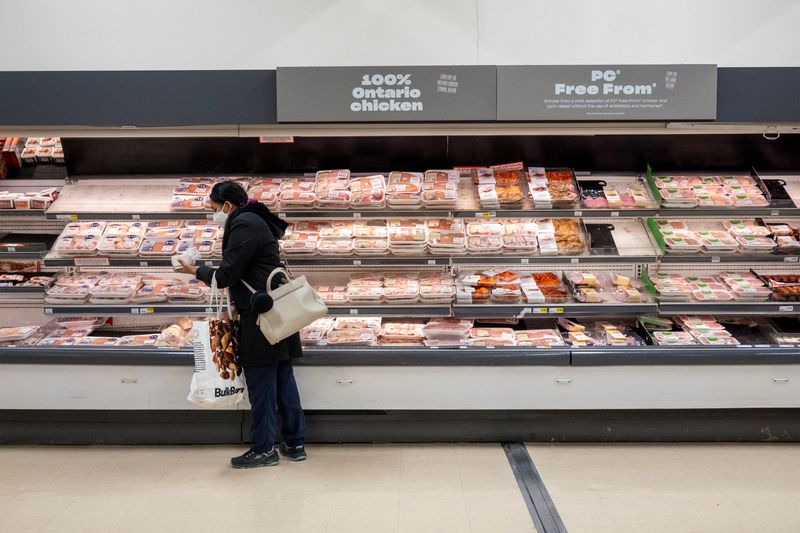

{"left": 61, "top": 222, "right": 106, "bottom": 237}
{"left": 0, "top": 326, "right": 39, "bottom": 342}
{"left": 353, "top": 220, "right": 388, "bottom": 239}
{"left": 346, "top": 286, "right": 384, "bottom": 303}
{"left": 388, "top": 227, "right": 427, "bottom": 245}
{"left": 103, "top": 222, "right": 147, "bottom": 237}
{"left": 140, "top": 239, "right": 180, "bottom": 256}
{"left": 53, "top": 234, "right": 100, "bottom": 255}
{"left": 320, "top": 223, "right": 354, "bottom": 239}
{"left": 147, "top": 220, "right": 184, "bottom": 230}
{"left": 514, "top": 329, "right": 565, "bottom": 347}
{"left": 69, "top": 336, "right": 120, "bottom": 347}
{"left": 144, "top": 226, "right": 183, "bottom": 239}
{"left": 334, "top": 316, "right": 382, "bottom": 330}
{"left": 174, "top": 182, "right": 213, "bottom": 196}
{"left": 422, "top": 318, "right": 473, "bottom": 339}
{"left": 280, "top": 190, "right": 317, "bottom": 207}
{"left": 315, "top": 189, "right": 352, "bottom": 209}
{"left": 351, "top": 238, "right": 387, "bottom": 255}
{"left": 775, "top": 236, "right": 800, "bottom": 253}
{"left": 735, "top": 236, "right": 777, "bottom": 253}
{"left": 327, "top": 329, "right": 377, "bottom": 346}
{"left": 45, "top": 284, "right": 93, "bottom": 304}
{"left": 131, "top": 284, "right": 171, "bottom": 303}
{"left": 90, "top": 283, "right": 140, "bottom": 299}
{"left": 96, "top": 234, "right": 143, "bottom": 256}
{"left": 350, "top": 175, "right": 386, "bottom": 208}
{"left": 170, "top": 195, "right": 208, "bottom": 211}
{"left": 466, "top": 235, "right": 503, "bottom": 254}
{"left": 166, "top": 280, "right": 209, "bottom": 301}
{"left": 117, "top": 334, "right": 162, "bottom": 347}
{"left": 466, "top": 221, "right": 503, "bottom": 237}
{"left": 317, "top": 239, "right": 354, "bottom": 255}
{"left": 281, "top": 239, "right": 319, "bottom": 255}
{"left": 419, "top": 284, "right": 455, "bottom": 303}
{"left": 723, "top": 219, "right": 771, "bottom": 236}
{"left": 179, "top": 226, "right": 219, "bottom": 241}
{"left": 380, "top": 321, "right": 425, "bottom": 342}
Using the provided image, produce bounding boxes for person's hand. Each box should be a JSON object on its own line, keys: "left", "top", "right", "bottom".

{"left": 174, "top": 258, "right": 198, "bottom": 276}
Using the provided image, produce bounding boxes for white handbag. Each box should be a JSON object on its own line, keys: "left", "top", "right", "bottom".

{"left": 241, "top": 267, "right": 328, "bottom": 344}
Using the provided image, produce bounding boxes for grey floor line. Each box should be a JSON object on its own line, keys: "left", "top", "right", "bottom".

{"left": 503, "top": 442, "right": 568, "bottom": 533}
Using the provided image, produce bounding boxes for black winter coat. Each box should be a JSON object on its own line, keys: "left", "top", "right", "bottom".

{"left": 196, "top": 203, "right": 302, "bottom": 367}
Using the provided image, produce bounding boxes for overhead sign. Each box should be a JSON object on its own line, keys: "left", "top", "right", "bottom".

{"left": 276, "top": 66, "right": 497, "bottom": 122}
{"left": 497, "top": 64, "right": 717, "bottom": 120}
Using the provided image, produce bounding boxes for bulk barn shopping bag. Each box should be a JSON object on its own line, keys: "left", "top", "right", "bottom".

{"left": 188, "top": 274, "right": 246, "bottom": 407}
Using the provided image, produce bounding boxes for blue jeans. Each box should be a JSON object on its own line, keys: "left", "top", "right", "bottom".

{"left": 243, "top": 359, "right": 306, "bottom": 453}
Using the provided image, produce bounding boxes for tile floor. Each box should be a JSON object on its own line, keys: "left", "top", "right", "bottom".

{"left": 528, "top": 443, "right": 800, "bottom": 533}
{"left": 0, "top": 444, "right": 534, "bottom": 533}
{"left": 2, "top": 443, "right": 799, "bottom": 533}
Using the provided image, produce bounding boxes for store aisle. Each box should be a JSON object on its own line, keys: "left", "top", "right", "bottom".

{"left": 0, "top": 444, "right": 534, "bottom": 533}
{"left": 527, "top": 443, "right": 800, "bottom": 533}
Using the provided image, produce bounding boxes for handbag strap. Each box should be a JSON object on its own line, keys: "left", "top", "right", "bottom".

{"left": 240, "top": 265, "right": 290, "bottom": 295}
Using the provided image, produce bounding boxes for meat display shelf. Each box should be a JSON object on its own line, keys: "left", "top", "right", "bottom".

{"left": 452, "top": 303, "right": 659, "bottom": 318}
{"left": 658, "top": 207, "right": 800, "bottom": 217}
{"left": 47, "top": 211, "right": 210, "bottom": 221}
{"left": 450, "top": 254, "right": 658, "bottom": 265}
{"left": 325, "top": 305, "right": 452, "bottom": 317}
{"left": 0, "top": 346, "right": 572, "bottom": 366}
{"left": 285, "top": 257, "right": 451, "bottom": 266}
{"left": 0, "top": 250, "right": 46, "bottom": 260}
{"left": 42, "top": 255, "right": 221, "bottom": 268}
{"left": 0, "top": 210, "right": 48, "bottom": 218}
{"left": 660, "top": 254, "right": 800, "bottom": 264}
{"left": 0, "top": 286, "right": 46, "bottom": 295}
{"left": 657, "top": 301, "right": 800, "bottom": 315}
{"left": 42, "top": 304, "right": 213, "bottom": 316}
{"left": 452, "top": 208, "right": 659, "bottom": 218}
{"left": 570, "top": 345, "right": 800, "bottom": 366}
{"left": 2, "top": 344, "right": 795, "bottom": 367}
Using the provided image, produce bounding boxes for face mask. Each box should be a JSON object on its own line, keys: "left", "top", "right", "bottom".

{"left": 212, "top": 203, "right": 231, "bottom": 226}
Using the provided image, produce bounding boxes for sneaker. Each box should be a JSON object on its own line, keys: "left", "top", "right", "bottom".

{"left": 279, "top": 443, "right": 307, "bottom": 462}
{"left": 230, "top": 449, "right": 279, "bottom": 469}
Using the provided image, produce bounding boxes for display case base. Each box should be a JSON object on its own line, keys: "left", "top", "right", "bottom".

{"left": 1, "top": 409, "right": 797, "bottom": 445}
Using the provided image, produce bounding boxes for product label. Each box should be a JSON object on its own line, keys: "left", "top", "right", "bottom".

{"left": 497, "top": 64, "right": 717, "bottom": 120}
{"left": 277, "top": 66, "right": 496, "bottom": 122}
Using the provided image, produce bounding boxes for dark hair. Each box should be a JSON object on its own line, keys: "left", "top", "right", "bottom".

{"left": 209, "top": 181, "right": 249, "bottom": 208}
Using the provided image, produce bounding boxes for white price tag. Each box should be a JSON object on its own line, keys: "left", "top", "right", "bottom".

{"left": 74, "top": 257, "right": 110, "bottom": 267}
{"left": 352, "top": 212, "right": 362, "bottom": 219}
{"left": 139, "top": 261, "right": 148, "bottom": 267}
{"left": 486, "top": 345, "right": 496, "bottom": 350}
{"left": 571, "top": 258, "right": 580, "bottom": 264}
{"left": 754, "top": 344, "right": 771, "bottom": 348}
{"left": 574, "top": 211, "right": 583, "bottom": 217}
{"left": 353, "top": 260, "right": 362, "bottom": 266}
{"left": 131, "top": 214, "right": 141, "bottom": 220}
{"left": 516, "top": 307, "right": 532, "bottom": 318}
{"left": 778, "top": 305, "right": 794, "bottom": 312}
{"left": 349, "top": 309, "right": 359, "bottom": 315}
{"left": 784, "top": 256, "right": 799, "bottom": 263}
{"left": 736, "top": 345, "right": 752, "bottom": 348}
{"left": 428, "top": 260, "right": 436, "bottom": 265}
{"left": 205, "top": 307, "right": 214, "bottom": 314}
{"left": 711, "top": 256, "right": 720, "bottom": 263}
{"left": 6, "top": 246, "right": 15, "bottom": 253}
{"left": 206, "top": 213, "right": 214, "bottom": 220}
{"left": 44, "top": 308, "right": 53, "bottom": 315}
{"left": 476, "top": 211, "right": 496, "bottom": 218}
{"left": 56, "top": 214, "right": 78, "bottom": 221}
{"left": 610, "top": 211, "right": 620, "bottom": 217}
{"left": 771, "top": 210, "right": 780, "bottom": 216}
{"left": 204, "top": 261, "right": 213, "bottom": 266}
{"left": 430, "top": 346, "right": 439, "bottom": 350}
{"left": 520, "top": 258, "right": 529, "bottom": 264}
{"left": 278, "top": 212, "right": 287, "bottom": 219}
{"left": 458, "top": 345, "right": 468, "bottom": 350}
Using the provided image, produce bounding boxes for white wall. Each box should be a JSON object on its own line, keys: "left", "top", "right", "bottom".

{"left": 1, "top": 0, "right": 799, "bottom": 70}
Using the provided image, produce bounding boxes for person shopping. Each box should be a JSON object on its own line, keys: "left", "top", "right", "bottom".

{"left": 177, "top": 181, "right": 307, "bottom": 468}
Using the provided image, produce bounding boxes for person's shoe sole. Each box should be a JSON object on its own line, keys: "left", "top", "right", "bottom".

{"left": 231, "top": 460, "right": 279, "bottom": 469}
